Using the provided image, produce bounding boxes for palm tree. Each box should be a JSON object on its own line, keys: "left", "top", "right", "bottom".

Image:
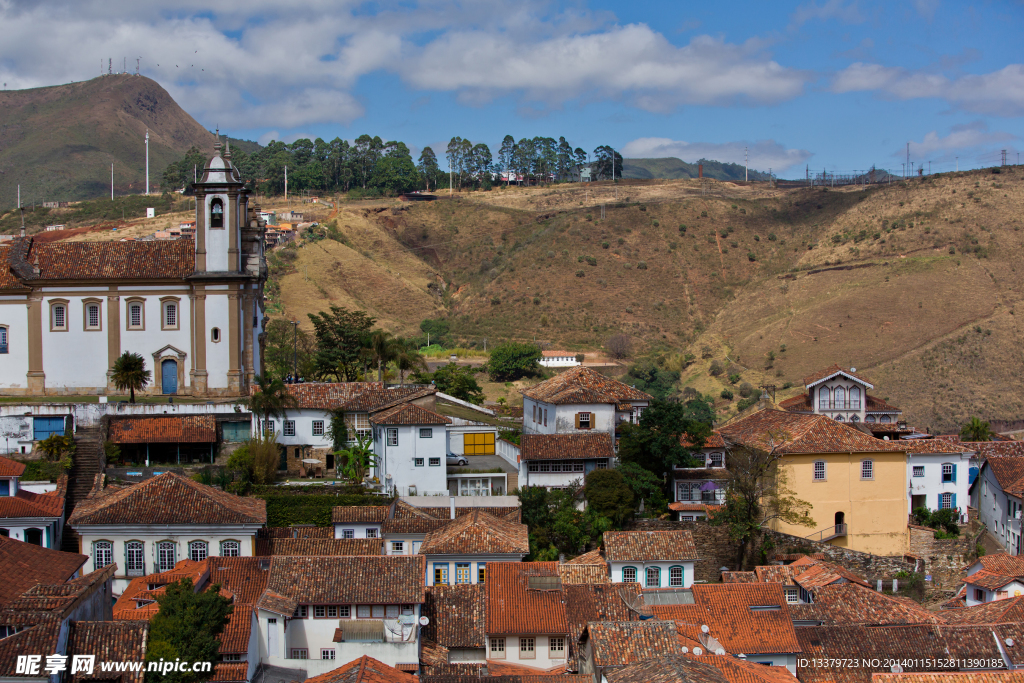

{"left": 960, "top": 416, "right": 994, "bottom": 442}
{"left": 246, "top": 374, "right": 298, "bottom": 434}
{"left": 368, "top": 330, "right": 401, "bottom": 383}
{"left": 395, "top": 341, "right": 427, "bottom": 386}
{"left": 111, "top": 351, "right": 151, "bottom": 403}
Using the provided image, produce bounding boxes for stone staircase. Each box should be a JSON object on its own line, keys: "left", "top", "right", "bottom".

{"left": 60, "top": 426, "right": 103, "bottom": 555}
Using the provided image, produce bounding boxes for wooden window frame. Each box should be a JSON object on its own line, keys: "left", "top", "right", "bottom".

{"left": 160, "top": 297, "right": 181, "bottom": 331}
{"left": 157, "top": 541, "right": 176, "bottom": 572}
{"left": 220, "top": 540, "right": 240, "bottom": 557}
{"left": 82, "top": 298, "right": 102, "bottom": 332}
{"left": 576, "top": 412, "right": 592, "bottom": 430}
{"left": 93, "top": 540, "right": 113, "bottom": 568}
{"left": 861, "top": 459, "right": 874, "bottom": 481}
{"left": 519, "top": 637, "right": 535, "bottom": 658}
{"left": 549, "top": 637, "right": 565, "bottom": 657}
{"left": 50, "top": 299, "right": 69, "bottom": 332}
{"left": 813, "top": 460, "right": 827, "bottom": 482}
{"left": 312, "top": 420, "right": 325, "bottom": 436}
{"left": 125, "top": 298, "right": 146, "bottom": 331}
{"left": 490, "top": 637, "right": 505, "bottom": 658}
{"left": 188, "top": 540, "right": 208, "bottom": 562}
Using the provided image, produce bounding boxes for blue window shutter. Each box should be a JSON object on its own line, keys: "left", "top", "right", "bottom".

{"left": 953, "top": 493, "right": 957, "bottom": 510}
{"left": 952, "top": 465, "right": 957, "bottom": 483}
{"left": 937, "top": 494, "right": 942, "bottom": 510}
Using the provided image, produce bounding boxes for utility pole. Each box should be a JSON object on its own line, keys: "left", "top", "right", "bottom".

{"left": 928, "top": 161, "right": 931, "bottom": 175}
{"left": 284, "top": 165, "right": 288, "bottom": 201}
{"left": 111, "top": 163, "right": 114, "bottom": 200}
{"left": 906, "top": 143, "right": 910, "bottom": 179}
{"left": 745, "top": 147, "right": 748, "bottom": 182}
{"left": 145, "top": 129, "right": 150, "bottom": 195}
{"left": 956, "top": 157, "right": 958, "bottom": 172}
{"left": 1002, "top": 150, "right": 1007, "bottom": 167}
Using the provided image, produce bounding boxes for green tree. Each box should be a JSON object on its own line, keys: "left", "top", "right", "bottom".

{"left": 430, "top": 363, "right": 485, "bottom": 404}
{"left": 486, "top": 342, "right": 542, "bottom": 382}
{"left": 328, "top": 407, "right": 349, "bottom": 453}
{"left": 263, "top": 319, "right": 317, "bottom": 380}
{"left": 394, "top": 342, "right": 427, "bottom": 386}
{"left": 307, "top": 306, "right": 376, "bottom": 381}
{"left": 419, "top": 318, "right": 451, "bottom": 346}
{"left": 337, "top": 434, "right": 378, "bottom": 484}
{"left": 626, "top": 360, "right": 681, "bottom": 401}
{"left": 145, "top": 578, "right": 232, "bottom": 683}
{"left": 111, "top": 351, "right": 151, "bottom": 403}
{"left": 417, "top": 147, "right": 440, "bottom": 191}
{"left": 617, "top": 398, "right": 714, "bottom": 484}
{"left": 368, "top": 329, "right": 401, "bottom": 383}
{"left": 961, "top": 416, "right": 994, "bottom": 441}
{"left": 245, "top": 374, "right": 298, "bottom": 430}
{"left": 616, "top": 461, "right": 668, "bottom": 513}
{"left": 161, "top": 146, "right": 208, "bottom": 194}
{"left": 584, "top": 469, "right": 634, "bottom": 527}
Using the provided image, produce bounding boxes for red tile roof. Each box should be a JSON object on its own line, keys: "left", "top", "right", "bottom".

{"left": 18, "top": 238, "right": 195, "bottom": 281}
{"left": 332, "top": 505, "right": 390, "bottom": 523}
{"left": 969, "top": 441, "right": 1024, "bottom": 458}
{"left": 108, "top": 416, "right": 216, "bottom": 443}
{"left": 603, "top": 530, "right": 699, "bottom": 562}
{"left": 420, "top": 509, "right": 528, "bottom": 556}
{"left": 939, "top": 595, "right": 1024, "bottom": 625}
{"left": 0, "top": 488, "right": 64, "bottom": 518}
{"left": 972, "top": 554, "right": 1024, "bottom": 576}
{"left": 217, "top": 604, "right": 254, "bottom": 654}
{"left": 341, "top": 386, "right": 437, "bottom": 413}
{"left": 873, "top": 675, "right": 1024, "bottom": 683}
{"left": 0, "top": 456, "right": 26, "bottom": 477}
{"left": 564, "top": 549, "right": 605, "bottom": 565}
{"left": 266, "top": 556, "right": 425, "bottom": 605}
{"left": 258, "top": 526, "right": 334, "bottom": 539}
{"left": 584, "top": 620, "right": 680, "bottom": 667}
{"left": 255, "top": 538, "right": 383, "bottom": 556}
{"left": 559, "top": 564, "right": 610, "bottom": 585}
{"left": 284, "top": 382, "right": 384, "bottom": 410}
{"left": 788, "top": 583, "right": 941, "bottom": 626}
{"left": 520, "top": 432, "right": 615, "bottom": 461}
{"left": 0, "top": 244, "right": 25, "bottom": 291}
{"left": 985, "top": 457, "right": 1024, "bottom": 493}
{"left": 486, "top": 562, "right": 568, "bottom": 635}
{"left": 370, "top": 403, "right": 451, "bottom": 426}
{"left": 69, "top": 471, "right": 266, "bottom": 525}
{"left": 304, "top": 656, "right": 417, "bottom": 683}
{"left": 719, "top": 409, "right": 907, "bottom": 454}
{"left": 0, "top": 535, "right": 88, "bottom": 607}
{"left": 964, "top": 569, "right": 1021, "bottom": 591}
{"left": 565, "top": 582, "right": 640, "bottom": 667}
{"left": 210, "top": 663, "right": 249, "bottom": 683}
{"left": 522, "top": 366, "right": 653, "bottom": 405}
{"left": 422, "top": 584, "right": 486, "bottom": 649}
{"left": 803, "top": 364, "right": 873, "bottom": 388}
{"left": 693, "top": 583, "right": 801, "bottom": 655}
{"left": 67, "top": 621, "right": 149, "bottom": 683}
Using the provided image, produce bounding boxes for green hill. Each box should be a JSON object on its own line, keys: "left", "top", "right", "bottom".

{"left": 624, "top": 157, "right": 770, "bottom": 182}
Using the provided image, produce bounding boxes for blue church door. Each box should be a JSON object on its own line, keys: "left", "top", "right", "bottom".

{"left": 162, "top": 359, "right": 178, "bottom": 395}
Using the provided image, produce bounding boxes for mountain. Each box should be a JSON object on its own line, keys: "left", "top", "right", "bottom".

{"left": 623, "top": 157, "right": 770, "bottom": 182}
{"left": 0, "top": 75, "right": 217, "bottom": 209}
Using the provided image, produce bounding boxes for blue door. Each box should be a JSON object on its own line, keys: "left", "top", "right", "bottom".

{"left": 33, "top": 417, "right": 65, "bottom": 441}
{"left": 161, "top": 359, "right": 178, "bottom": 395}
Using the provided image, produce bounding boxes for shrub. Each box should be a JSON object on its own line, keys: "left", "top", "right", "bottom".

{"left": 739, "top": 382, "right": 754, "bottom": 398}
{"left": 700, "top": 210, "right": 707, "bottom": 217}
{"left": 618, "top": 238, "right": 625, "bottom": 245}
{"left": 533, "top": 297, "right": 541, "bottom": 305}
{"left": 636, "top": 261, "right": 648, "bottom": 270}
{"left": 607, "top": 334, "right": 632, "bottom": 359}
{"left": 601, "top": 241, "right": 610, "bottom": 249}
{"left": 736, "top": 396, "right": 758, "bottom": 411}
{"left": 768, "top": 233, "right": 777, "bottom": 241}
{"left": 728, "top": 373, "right": 741, "bottom": 384}
{"left": 491, "top": 297, "right": 501, "bottom": 305}
{"left": 679, "top": 224, "right": 687, "bottom": 233}
{"left": 754, "top": 235, "right": 760, "bottom": 241}
{"left": 486, "top": 342, "right": 543, "bottom": 381}
{"left": 747, "top": 252, "right": 756, "bottom": 261}
{"left": 709, "top": 360, "right": 724, "bottom": 376}
{"left": 782, "top": 381, "right": 793, "bottom": 389}
{"left": 585, "top": 256, "right": 597, "bottom": 266}
{"left": 652, "top": 220, "right": 660, "bottom": 227}
{"left": 575, "top": 270, "right": 585, "bottom": 277}
{"left": 720, "top": 389, "right": 734, "bottom": 400}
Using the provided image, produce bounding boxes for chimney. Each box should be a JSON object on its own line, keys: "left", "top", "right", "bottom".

{"left": 19, "top": 208, "right": 25, "bottom": 238}
{"left": 758, "top": 388, "right": 771, "bottom": 411}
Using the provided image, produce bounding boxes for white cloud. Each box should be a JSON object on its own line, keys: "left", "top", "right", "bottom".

{"left": 621, "top": 137, "right": 812, "bottom": 173}
{"left": 901, "top": 121, "right": 1017, "bottom": 161}
{"left": 832, "top": 62, "right": 1024, "bottom": 117}
{"left": 789, "top": 0, "right": 864, "bottom": 29}
{"left": 913, "top": 0, "right": 939, "bottom": 21}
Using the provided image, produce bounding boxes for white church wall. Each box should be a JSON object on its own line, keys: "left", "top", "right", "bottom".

{"left": 0, "top": 299, "right": 29, "bottom": 389}
{"left": 205, "top": 292, "right": 231, "bottom": 389}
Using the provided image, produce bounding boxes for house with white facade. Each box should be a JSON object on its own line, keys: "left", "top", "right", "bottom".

{"left": 370, "top": 403, "right": 451, "bottom": 497}
{"left": 961, "top": 555, "right": 1024, "bottom": 606}
{"left": 420, "top": 509, "right": 528, "bottom": 586}
{"left": 521, "top": 366, "right": 652, "bottom": 439}
{"left": 971, "top": 456, "right": 1024, "bottom": 555}
{"left": 0, "top": 141, "right": 267, "bottom": 398}
{"left": 0, "top": 455, "right": 64, "bottom": 547}
{"left": 603, "top": 530, "right": 698, "bottom": 589}
{"left": 518, "top": 433, "right": 616, "bottom": 489}
{"left": 332, "top": 505, "right": 389, "bottom": 540}
{"left": 903, "top": 439, "right": 974, "bottom": 518}
{"left": 538, "top": 351, "right": 581, "bottom": 368}
{"left": 484, "top": 561, "right": 570, "bottom": 672}
{"left": 68, "top": 471, "right": 266, "bottom": 593}
{"left": 778, "top": 364, "right": 908, "bottom": 437}
{"left": 670, "top": 432, "right": 727, "bottom": 520}
{"left": 373, "top": 498, "right": 522, "bottom": 559}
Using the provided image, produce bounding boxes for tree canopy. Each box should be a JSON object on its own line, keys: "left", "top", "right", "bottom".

{"left": 617, "top": 398, "right": 714, "bottom": 482}
{"left": 486, "top": 342, "right": 542, "bottom": 382}
{"left": 429, "top": 363, "right": 485, "bottom": 404}
{"left": 307, "top": 306, "right": 376, "bottom": 381}
{"left": 111, "top": 351, "right": 151, "bottom": 403}
{"left": 145, "top": 578, "right": 232, "bottom": 683}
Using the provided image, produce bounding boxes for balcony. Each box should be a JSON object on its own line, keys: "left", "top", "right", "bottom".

{"left": 334, "top": 618, "right": 416, "bottom": 644}
{"left": 817, "top": 401, "right": 861, "bottom": 411}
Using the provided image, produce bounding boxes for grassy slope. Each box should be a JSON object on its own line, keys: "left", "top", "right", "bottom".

{"left": 624, "top": 157, "right": 769, "bottom": 181}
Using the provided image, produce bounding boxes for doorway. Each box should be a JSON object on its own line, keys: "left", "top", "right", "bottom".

{"left": 267, "top": 619, "right": 278, "bottom": 657}
{"left": 834, "top": 511, "right": 845, "bottom": 527}
{"left": 161, "top": 359, "right": 178, "bottom": 395}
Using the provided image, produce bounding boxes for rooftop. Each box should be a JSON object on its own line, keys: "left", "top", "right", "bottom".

{"left": 802, "top": 364, "right": 874, "bottom": 389}
{"left": 108, "top": 415, "right": 216, "bottom": 443}
{"left": 0, "top": 535, "right": 88, "bottom": 607}
{"left": 485, "top": 562, "right": 568, "bottom": 636}
{"left": 521, "top": 366, "right": 653, "bottom": 405}
{"left": 603, "top": 530, "right": 699, "bottom": 563}
{"left": 419, "top": 509, "right": 529, "bottom": 556}
{"left": 370, "top": 402, "right": 451, "bottom": 426}
{"left": 719, "top": 409, "right": 908, "bottom": 454}
{"left": 255, "top": 538, "right": 384, "bottom": 557}
{"left": 520, "top": 432, "right": 616, "bottom": 461}
{"left": 303, "top": 656, "right": 417, "bottom": 683}
{"left": 265, "top": 555, "right": 425, "bottom": 605}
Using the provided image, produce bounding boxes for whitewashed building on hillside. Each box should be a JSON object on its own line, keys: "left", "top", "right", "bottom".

{"left": 604, "top": 530, "right": 699, "bottom": 589}
{"left": 370, "top": 403, "right": 451, "bottom": 497}
{"left": 0, "top": 454, "right": 65, "bottom": 548}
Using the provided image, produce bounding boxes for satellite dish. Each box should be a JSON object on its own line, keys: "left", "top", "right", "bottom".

{"left": 680, "top": 647, "right": 688, "bottom": 654}
{"left": 693, "top": 647, "right": 703, "bottom": 656}
{"left": 1007, "top": 638, "right": 1015, "bottom": 647}
{"left": 418, "top": 616, "right": 429, "bottom": 626}
{"left": 890, "top": 665, "right": 903, "bottom": 673}
{"left": 715, "top": 648, "right": 726, "bottom": 655}
{"left": 701, "top": 625, "right": 709, "bottom": 634}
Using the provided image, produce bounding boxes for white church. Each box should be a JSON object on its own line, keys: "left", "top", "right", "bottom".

{"left": 0, "top": 142, "right": 267, "bottom": 397}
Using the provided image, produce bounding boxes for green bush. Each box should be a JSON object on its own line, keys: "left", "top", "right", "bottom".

{"left": 709, "top": 360, "right": 724, "bottom": 376}
{"left": 720, "top": 389, "right": 734, "bottom": 400}
{"left": 739, "top": 382, "right": 754, "bottom": 398}
{"left": 258, "top": 493, "right": 391, "bottom": 527}
{"left": 636, "top": 262, "right": 648, "bottom": 270}
{"left": 585, "top": 256, "right": 597, "bottom": 266}
{"left": 735, "top": 396, "right": 758, "bottom": 411}
{"left": 728, "top": 373, "right": 741, "bottom": 384}
{"left": 576, "top": 270, "right": 585, "bottom": 277}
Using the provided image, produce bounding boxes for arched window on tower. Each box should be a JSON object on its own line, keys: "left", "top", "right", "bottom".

{"left": 850, "top": 386, "right": 861, "bottom": 410}
{"left": 210, "top": 198, "right": 224, "bottom": 229}
{"left": 834, "top": 386, "right": 846, "bottom": 410}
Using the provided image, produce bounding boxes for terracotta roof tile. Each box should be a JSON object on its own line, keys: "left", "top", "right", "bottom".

{"left": 719, "top": 409, "right": 907, "bottom": 454}
{"left": 370, "top": 403, "right": 451, "bottom": 426}
{"left": 0, "top": 535, "right": 87, "bottom": 607}
{"left": 266, "top": 556, "right": 425, "bottom": 605}
{"left": 565, "top": 583, "right": 641, "bottom": 667}
{"left": 210, "top": 663, "right": 249, "bottom": 683}
{"left": 608, "top": 653, "right": 799, "bottom": 683}
{"left": 255, "top": 538, "right": 383, "bottom": 556}
{"left": 304, "top": 656, "right": 417, "bottom": 683}
{"left": 565, "top": 549, "right": 605, "bottom": 565}
{"left": 108, "top": 416, "right": 216, "bottom": 443}
{"left": 16, "top": 238, "right": 195, "bottom": 281}
{"left": 332, "top": 506, "right": 390, "bottom": 523}
{"left": 585, "top": 620, "right": 680, "bottom": 667}
{"left": 559, "top": 564, "right": 609, "bottom": 585}
{"left": 69, "top": 472, "right": 266, "bottom": 526}
{"left": 936, "top": 595, "right": 1024, "bottom": 625}
{"left": 964, "top": 569, "right": 1021, "bottom": 591}
{"left": 722, "top": 571, "right": 758, "bottom": 584}
{"left": 0, "top": 244, "right": 24, "bottom": 290}
{"left": 873, "top": 675, "right": 1024, "bottom": 683}
{"left": 522, "top": 366, "right": 653, "bottom": 405}
{"left": 973, "top": 554, "right": 1024, "bottom": 576}
{"left": 481, "top": 661, "right": 570, "bottom": 676}
{"left": 970, "top": 442, "right": 1024, "bottom": 458}
{"left": 753, "top": 565, "right": 798, "bottom": 585}
{"left": 865, "top": 395, "right": 902, "bottom": 413}
{"left": 692, "top": 583, "right": 801, "bottom": 655}
{"left": 217, "top": 604, "right": 254, "bottom": 654}
{"left": 793, "top": 561, "right": 871, "bottom": 590}
{"left": 803, "top": 365, "right": 873, "bottom": 388}
{"left": 284, "top": 382, "right": 384, "bottom": 410}
{"left": 206, "top": 557, "right": 271, "bottom": 605}
{"left": 603, "top": 530, "right": 699, "bottom": 562}
{"left": 0, "top": 488, "right": 64, "bottom": 518}
{"left": 0, "top": 455, "right": 26, "bottom": 477}
{"left": 520, "top": 433, "right": 615, "bottom": 461}
{"left": 341, "top": 386, "right": 437, "bottom": 413}
{"left": 68, "top": 621, "right": 149, "bottom": 683}
{"left": 0, "top": 620, "right": 64, "bottom": 676}
{"left": 420, "top": 509, "right": 528, "bottom": 556}
{"left": 901, "top": 440, "right": 970, "bottom": 454}
{"left": 258, "top": 526, "right": 334, "bottom": 539}
{"left": 985, "top": 457, "right": 1024, "bottom": 492}
{"left": 422, "top": 584, "right": 485, "bottom": 648}
{"left": 788, "top": 584, "right": 941, "bottom": 626}
{"left": 486, "top": 562, "right": 568, "bottom": 635}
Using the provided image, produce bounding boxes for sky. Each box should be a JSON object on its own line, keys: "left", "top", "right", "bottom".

{"left": 0, "top": 0, "right": 1021, "bottom": 177}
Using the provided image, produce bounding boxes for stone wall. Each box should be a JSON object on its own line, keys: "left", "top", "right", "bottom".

{"left": 907, "top": 524, "right": 981, "bottom": 591}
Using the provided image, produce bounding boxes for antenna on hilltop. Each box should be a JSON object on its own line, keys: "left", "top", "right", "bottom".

{"left": 136, "top": 58, "right": 140, "bottom": 76}
{"left": 108, "top": 58, "right": 112, "bottom": 75}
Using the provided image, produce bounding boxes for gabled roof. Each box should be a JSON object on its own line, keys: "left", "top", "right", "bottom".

{"left": 218, "top": 604, "right": 254, "bottom": 655}
{"left": 284, "top": 382, "right": 384, "bottom": 410}
{"left": 565, "top": 548, "right": 605, "bottom": 565}
{"left": 606, "top": 653, "right": 798, "bottom": 683}
{"left": 0, "top": 488, "right": 64, "bottom": 519}
{"left": 584, "top": 620, "right": 680, "bottom": 668}
{"left": 67, "top": 621, "right": 149, "bottom": 683}
{"left": 108, "top": 416, "right": 216, "bottom": 443}
{"left": 964, "top": 569, "right": 1023, "bottom": 591}
{"left": 940, "top": 595, "right": 1024, "bottom": 625}
{"left": 255, "top": 538, "right": 383, "bottom": 556}
{"left": 304, "top": 656, "right": 417, "bottom": 683}
{"left": 803, "top": 364, "right": 873, "bottom": 389}
{"left": 521, "top": 366, "right": 653, "bottom": 405}
{"left": 68, "top": 471, "right": 266, "bottom": 526}
{"left": 565, "top": 583, "right": 641, "bottom": 667}
{"left": 969, "top": 441, "right": 1024, "bottom": 458}
{"left": 0, "top": 455, "right": 26, "bottom": 478}
{"left": 420, "top": 509, "right": 528, "bottom": 556}
{"left": 0, "top": 535, "right": 88, "bottom": 607}
{"left": 984, "top": 457, "right": 1024, "bottom": 495}
{"left": 559, "top": 564, "right": 610, "bottom": 585}
{"left": 332, "top": 505, "right": 390, "bottom": 524}
{"left": 422, "top": 584, "right": 485, "bottom": 649}
{"left": 971, "top": 554, "right": 1024, "bottom": 576}
{"left": 341, "top": 386, "right": 437, "bottom": 413}
{"left": 266, "top": 556, "right": 425, "bottom": 605}
{"left": 256, "top": 589, "right": 298, "bottom": 616}
{"left": 370, "top": 402, "right": 451, "bottom": 426}
{"left": 718, "top": 409, "right": 907, "bottom": 454}
{"left": 485, "top": 562, "right": 568, "bottom": 635}
{"left": 603, "top": 530, "right": 699, "bottom": 562}
{"left": 12, "top": 237, "right": 195, "bottom": 281}
{"left": 692, "top": 583, "right": 801, "bottom": 655}
{"left": 787, "top": 583, "right": 941, "bottom": 626}
{"left": 520, "top": 432, "right": 615, "bottom": 461}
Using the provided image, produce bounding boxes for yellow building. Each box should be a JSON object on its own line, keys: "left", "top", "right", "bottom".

{"left": 719, "top": 409, "right": 911, "bottom": 556}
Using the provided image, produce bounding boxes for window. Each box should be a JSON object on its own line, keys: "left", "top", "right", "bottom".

{"left": 708, "top": 452, "right": 724, "bottom": 468}
{"left": 414, "top": 458, "right": 424, "bottom": 467}
{"left": 595, "top": 459, "right": 608, "bottom": 469}
{"left": 456, "top": 563, "right": 471, "bottom": 584}
{"left": 550, "top": 637, "right": 565, "bottom": 657}
{"left": 818, "top": 387, "right": 829, "bottom": 410}
{"left": 434, "top": 563, "right": 449, "bottom": 585}
{"left": 834, "top": 415, "right": 844, "bottom": 422}
{"left": 357, "top": 606, "right": 371, "bottom": 618}
{"left": 478, "top": 563, "right": 486, "bottom": 584}
{"left": 680, "top": 515, "right": 695, "bottom": 521}
{"left": 162, "top": 301, "right": 178, "bottom": 330}
{"left": 419, "top": 428, "right": 432, "bottom": 438}
{"left": 941, "top": 492, "right": 953, "bottom": 509}
{"left": 371, "top": 605, "right": 385, "bottom": 618}
{"left": 646, "top": 566, "right": 661, "bottom": 588}
{"left": 126, "top": 541, "right": 145, "bottom": 576}
{"left": 339, "top": 606, "right": 351, "bottom": 618}
{"left": 866, "top": 415, "right": 876, "bottom": 423}
{"left": 220, "top": 541, "right": 240, "bottom": 557}
{"left": 429, "top": 457, "right": 441, "bottom": 467}
{"left": 849, "top": 386, "right": 861, "bottom": 410}
{"left": 532, "top": 405, "right": 537, "bottom": 423}
{"left": 189, "top": 541, "right": 208, "bottom": 562}
{"left": 669, "top": 566, "right": 684, "bottom": 587}
{"left": 942, "top": 463, "right": 954, "bottom": 483}
{"left": 51, "top": 302, "right": 68, "bottom": 331}
{"left": 975, "top": 589, "right": 986, "bottom": 603}
{"left": 622, "top": 566, "right": 638, "bottom": 583}
{"left": 314, "top": 606, "right": 326, "bottom": 618}
{"left": 210, "top": 198, "right": 224, "bottom": 228}
{"left": 834, "top": 387, "right": 846, "bottom": 409}
{"left": 913, "top": 466, "right": 924, "bottom": 478}
{"left": 861, "top": 460, "right": 874, "bottom": 480}
{"left": 0, "top": 326, "right": 7, "bottom": 354}
{"left": 211, "top": 327, "right": 221, "bottom": 343}
{"left": 881, "top": 415, "right": 891, "bottom": 423}
{"left": 84, "top": 302, "right": 101, "bottom": 331}
{"left": 158, "top": 542, "right": 176, "bottom": 572}
{"left": 813, "top": 461, "right": 826, "bottom": 481}
{"left": 387, "top": 428, "right": 398, "bottom": 446}
{"left": 490, "top": 638, "right": 505, "bottom": 658}
{"left": 544, "top": 409, "right": 548, "bottom": 427}
{"left": 311, "top": 420, "right": 325, "bottom": 436}
{"left": 263, "top": 420, "right": 276, "bottom": 435}
{"left": 785, "top": 587, "right": 799, "bottom": 604}
{"left": 127, "top": 301, "right": 144, "bottom": 330}
{"left": 290, "top": 649, "right": 308, "bottom": 660}
{"left": 326, "top": 606, "right": 338, "bottom": 618}
{"left": 391, "top": 542, "right": 404, "bottom": 555}
{"left": 321, "top": 649, "right": 335, "bottom": 660}
{"left": 222, "top": 654, "right": 241, "bottom": 662}
{"left": 296, "top": 606, "right": 309, "bottom": 618}
{"left": 386, "top": 605, "right": 400, "bottom": 618}
{"left": 366, "top": 528, "right": 378, "bottom": 539}
{"left": 344, "top": 413, "right": 372, "bottom": 440}
{"left": 93, "top": 541, "right": 113, "bottom": 568}
{"left": 576, "top": 412, "right": 592, "bottom": 430}
{"left": 520, "top": 637, "right": 535, "bottom": 658}
{"left": 283, "top": 420, "right": 296, "bottom": 437}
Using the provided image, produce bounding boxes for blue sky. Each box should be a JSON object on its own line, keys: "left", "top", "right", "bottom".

{"left": 0, "top": 0, "right": 1021, "bottom": 176}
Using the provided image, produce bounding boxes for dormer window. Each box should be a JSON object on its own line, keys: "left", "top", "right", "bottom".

{"left": 211, "top": 198, "right": 224, "bottom": 229}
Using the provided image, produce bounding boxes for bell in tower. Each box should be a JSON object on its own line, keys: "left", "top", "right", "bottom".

{"left": 191, "top": 137, "right": 247, "bottom": 274}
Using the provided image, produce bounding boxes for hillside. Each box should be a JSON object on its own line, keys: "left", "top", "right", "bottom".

{"left": 0, "top": 75, "right": 217, "bottom": 208}
{"left": 624, "top": 157, "right": 769, "bottom": 181}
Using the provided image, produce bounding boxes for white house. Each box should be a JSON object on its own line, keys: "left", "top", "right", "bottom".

{"left": 0, "top": 141, "right": 266, "bottom": 398}
{"left": 962, "top": 555, "right": 1024, "bottom": 606}
{"left": 516, "top": 433, "right": 615, "bottom": 490}
{"left": 332, "top": 505, "right": 389, "bottom": 540}
{"left": 521, "top": 365, "right": 652, "bottom": 438}
{"left": 373, "top": 498, "right": 522, "bottom": 559}
{"left": 370, "top": 403, "right": 451, "bottom": 497}
{"left": 604, "top": 530, "right": 698, "bottom": 589}
{"left": 0, "top": 455, "right": 64, "bottom": 548}
{"left": 904, "top": 440, "right": 973, "bottom": 518}
{"left": 420, "top": 508, "right": 528, "bottom": 586}
{"left": 778, "top": 364, "right": 906, "bottom": 435}
{"left": 484, "top": 562, "right": 570, "bottom": 671}
{"left": 68, "top": 471, "right": 266, "bottom": 593}
{"left": 538, "top": 350, "right": 581, "bottom": 368}
{"left": 971, "top": 456, "right": 1024, "bottom": 555}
